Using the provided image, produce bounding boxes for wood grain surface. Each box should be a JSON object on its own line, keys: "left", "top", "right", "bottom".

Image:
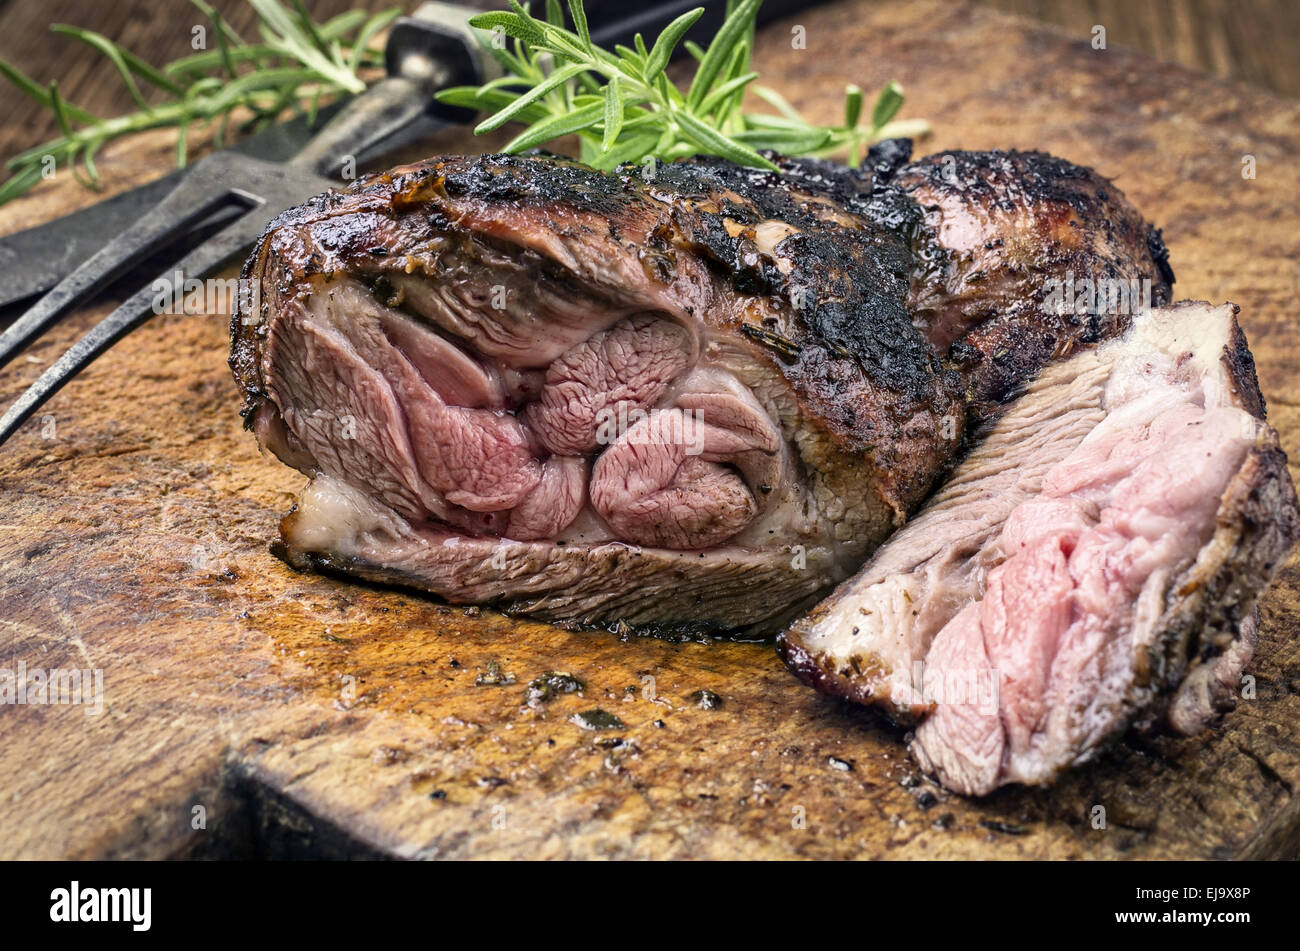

{"left": 2, "top": 0, "right": 1300, "bottom": 859}
{"left": 4, "top": 0, "right": 1300, "bottom": 161}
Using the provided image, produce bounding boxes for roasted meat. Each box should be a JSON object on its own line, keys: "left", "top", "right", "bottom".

{"left": 232, "top": 142, "right": 1296, "bottom": 792}
{"left": 231, "top": 151, "right": 967, "bottom": 631}
{"left": 780, "top": 303, "right": 1299, "bottom": 795}
{"left": 230, "top": 144, "right": 1194, "bottom": 640}
{"left": 895, "top": 148, "right": 1175, "bottom": 418}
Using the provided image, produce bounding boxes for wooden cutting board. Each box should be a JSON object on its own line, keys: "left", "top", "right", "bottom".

{"left": 3, "top": 0, "right": 1300, "bottom": 860}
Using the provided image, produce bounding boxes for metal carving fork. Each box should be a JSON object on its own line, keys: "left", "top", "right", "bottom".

{"left": 0, "top": 2, "right": 492, "bottom": 447}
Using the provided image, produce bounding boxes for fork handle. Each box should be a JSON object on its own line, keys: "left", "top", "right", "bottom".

{"left": 286, "top": 75, "right": 434, "bottom": 179}
{"left": 287, "top": 2, "right": 499, "bottom": 179}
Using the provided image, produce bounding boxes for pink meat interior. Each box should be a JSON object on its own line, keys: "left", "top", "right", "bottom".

{"left": 261, "top": 277, "right": 786, "bottom": 552}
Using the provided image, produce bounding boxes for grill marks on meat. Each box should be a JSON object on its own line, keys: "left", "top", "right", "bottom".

{"left": 780, "top": 303, "right": 1299, "bottom": 795}
{"left": 232, "top": 152, "right": 965, "bottom": 631}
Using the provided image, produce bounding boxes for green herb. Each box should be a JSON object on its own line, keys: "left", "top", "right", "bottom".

{"left": 436, "top": 0, "right": 929, "bottom": 172}
{"left": 0, "top": 0, "right": 399, "bottom": 205}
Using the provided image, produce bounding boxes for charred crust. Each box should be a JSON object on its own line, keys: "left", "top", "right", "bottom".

{"left": 776, "top": 632, "right": 921, "bottom": 725}
{"left": 861, "top": 137, "right": 914, "bottom": 179}
{"left": 896, "top": 149, "right": 1175, "bottom": 424}
{"left": 1220, "top": 303, "right": 1267, "bottom": 420}
{"left": 900, "top": 148, "right": 1118, "bottom": 208}
{"left": 1146, "top": 224, "right": 1176, "bottom": 290}
{"left": 230, "top": 231, "right": 274, "bottom": 425}
{"left": 645, "top": 153, "right": 937, "bottom": 401}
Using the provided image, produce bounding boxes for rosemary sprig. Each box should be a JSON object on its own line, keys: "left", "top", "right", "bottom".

{"left": 436, "top": 0, "right": 930, "bottom": 172}
{"left": 0, "top": 0, "right": 399, "bottom": 206}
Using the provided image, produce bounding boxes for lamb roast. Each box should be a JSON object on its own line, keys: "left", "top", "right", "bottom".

{"left": 231, "top": 141, "right": 1296, "bottom": 794}
{"left": 231, "top": 143, "right": 1174, "bottom": 633}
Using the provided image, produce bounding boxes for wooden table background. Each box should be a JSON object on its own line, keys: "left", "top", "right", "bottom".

{"left": 1, "top": 0, "right": 1300, "bottom": 860}
{"left": 3, "top": 0, "right": 1300, "bottom": 164}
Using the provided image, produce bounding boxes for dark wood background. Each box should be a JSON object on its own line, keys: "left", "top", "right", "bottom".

{"left": 2, "top": 0, "right": 1299, "bottom": 163}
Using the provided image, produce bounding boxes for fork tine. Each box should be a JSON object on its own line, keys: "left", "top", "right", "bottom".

{"left": 0, "top": 209, "right": 269, "bottom": 447}
{"left": 0, "top": 164, "right": 254, "bottom": 373}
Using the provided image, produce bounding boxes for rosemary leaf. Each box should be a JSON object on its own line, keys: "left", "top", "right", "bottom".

{"left": 0, "top": 164, "right": 44, "bottom": 205}
{"left": 348, "top": 8, "right": 402, "bottom": 73}
{"left": 0, "top": 58, "right": 98, "bottom": 124}
{"left": 51, "top": 25, "right": 186, "bottom": 98}
{"left": 844, "top": 84, "right": 863, "bottom": 129}
{"left": 733, "top": 126, "right": 831, "bottom": 153}
{"left": 696, "top": 70, "right": 759, "bottom": 118}
{"left": 644, "top": 8, "right": 704, "bottom": 78}
{"left": 686, "top": 0, "right": 760, "bottom": 110}
{"left": 751, "top": 84, "right": 803, "bottom": 121}
{"left": 675, "top": 110, "right": 778, "bottom": 171}
{"left": 48, "top": 81, "right": 78, "bottom": 142}
{"left": 871, "top": 80, "right": 904, "bottom": 131}
{"left": 567, "top": 0, "right": 592, "bottom": 53}
{"left": 601, "top": 74, "right": 623, "bottom": 151}
{"left": 475, "top": 61, "right": 587, "bottom": 133}
{"left": 0, "top": 0, "right": 391, "bottom": 205}
{"left": 592, "top": 129, "right": 660, "bottom": 171}
{"left": 472, "top": 11, "right": 546, "bottom": 46}
{"left": 502, "top": 100, "right": 605, "bottom": 153}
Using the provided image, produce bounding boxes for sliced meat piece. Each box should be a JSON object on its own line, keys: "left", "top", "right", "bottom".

{"left": 779, "top": 302, "right": 1299, "bottom": 794}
